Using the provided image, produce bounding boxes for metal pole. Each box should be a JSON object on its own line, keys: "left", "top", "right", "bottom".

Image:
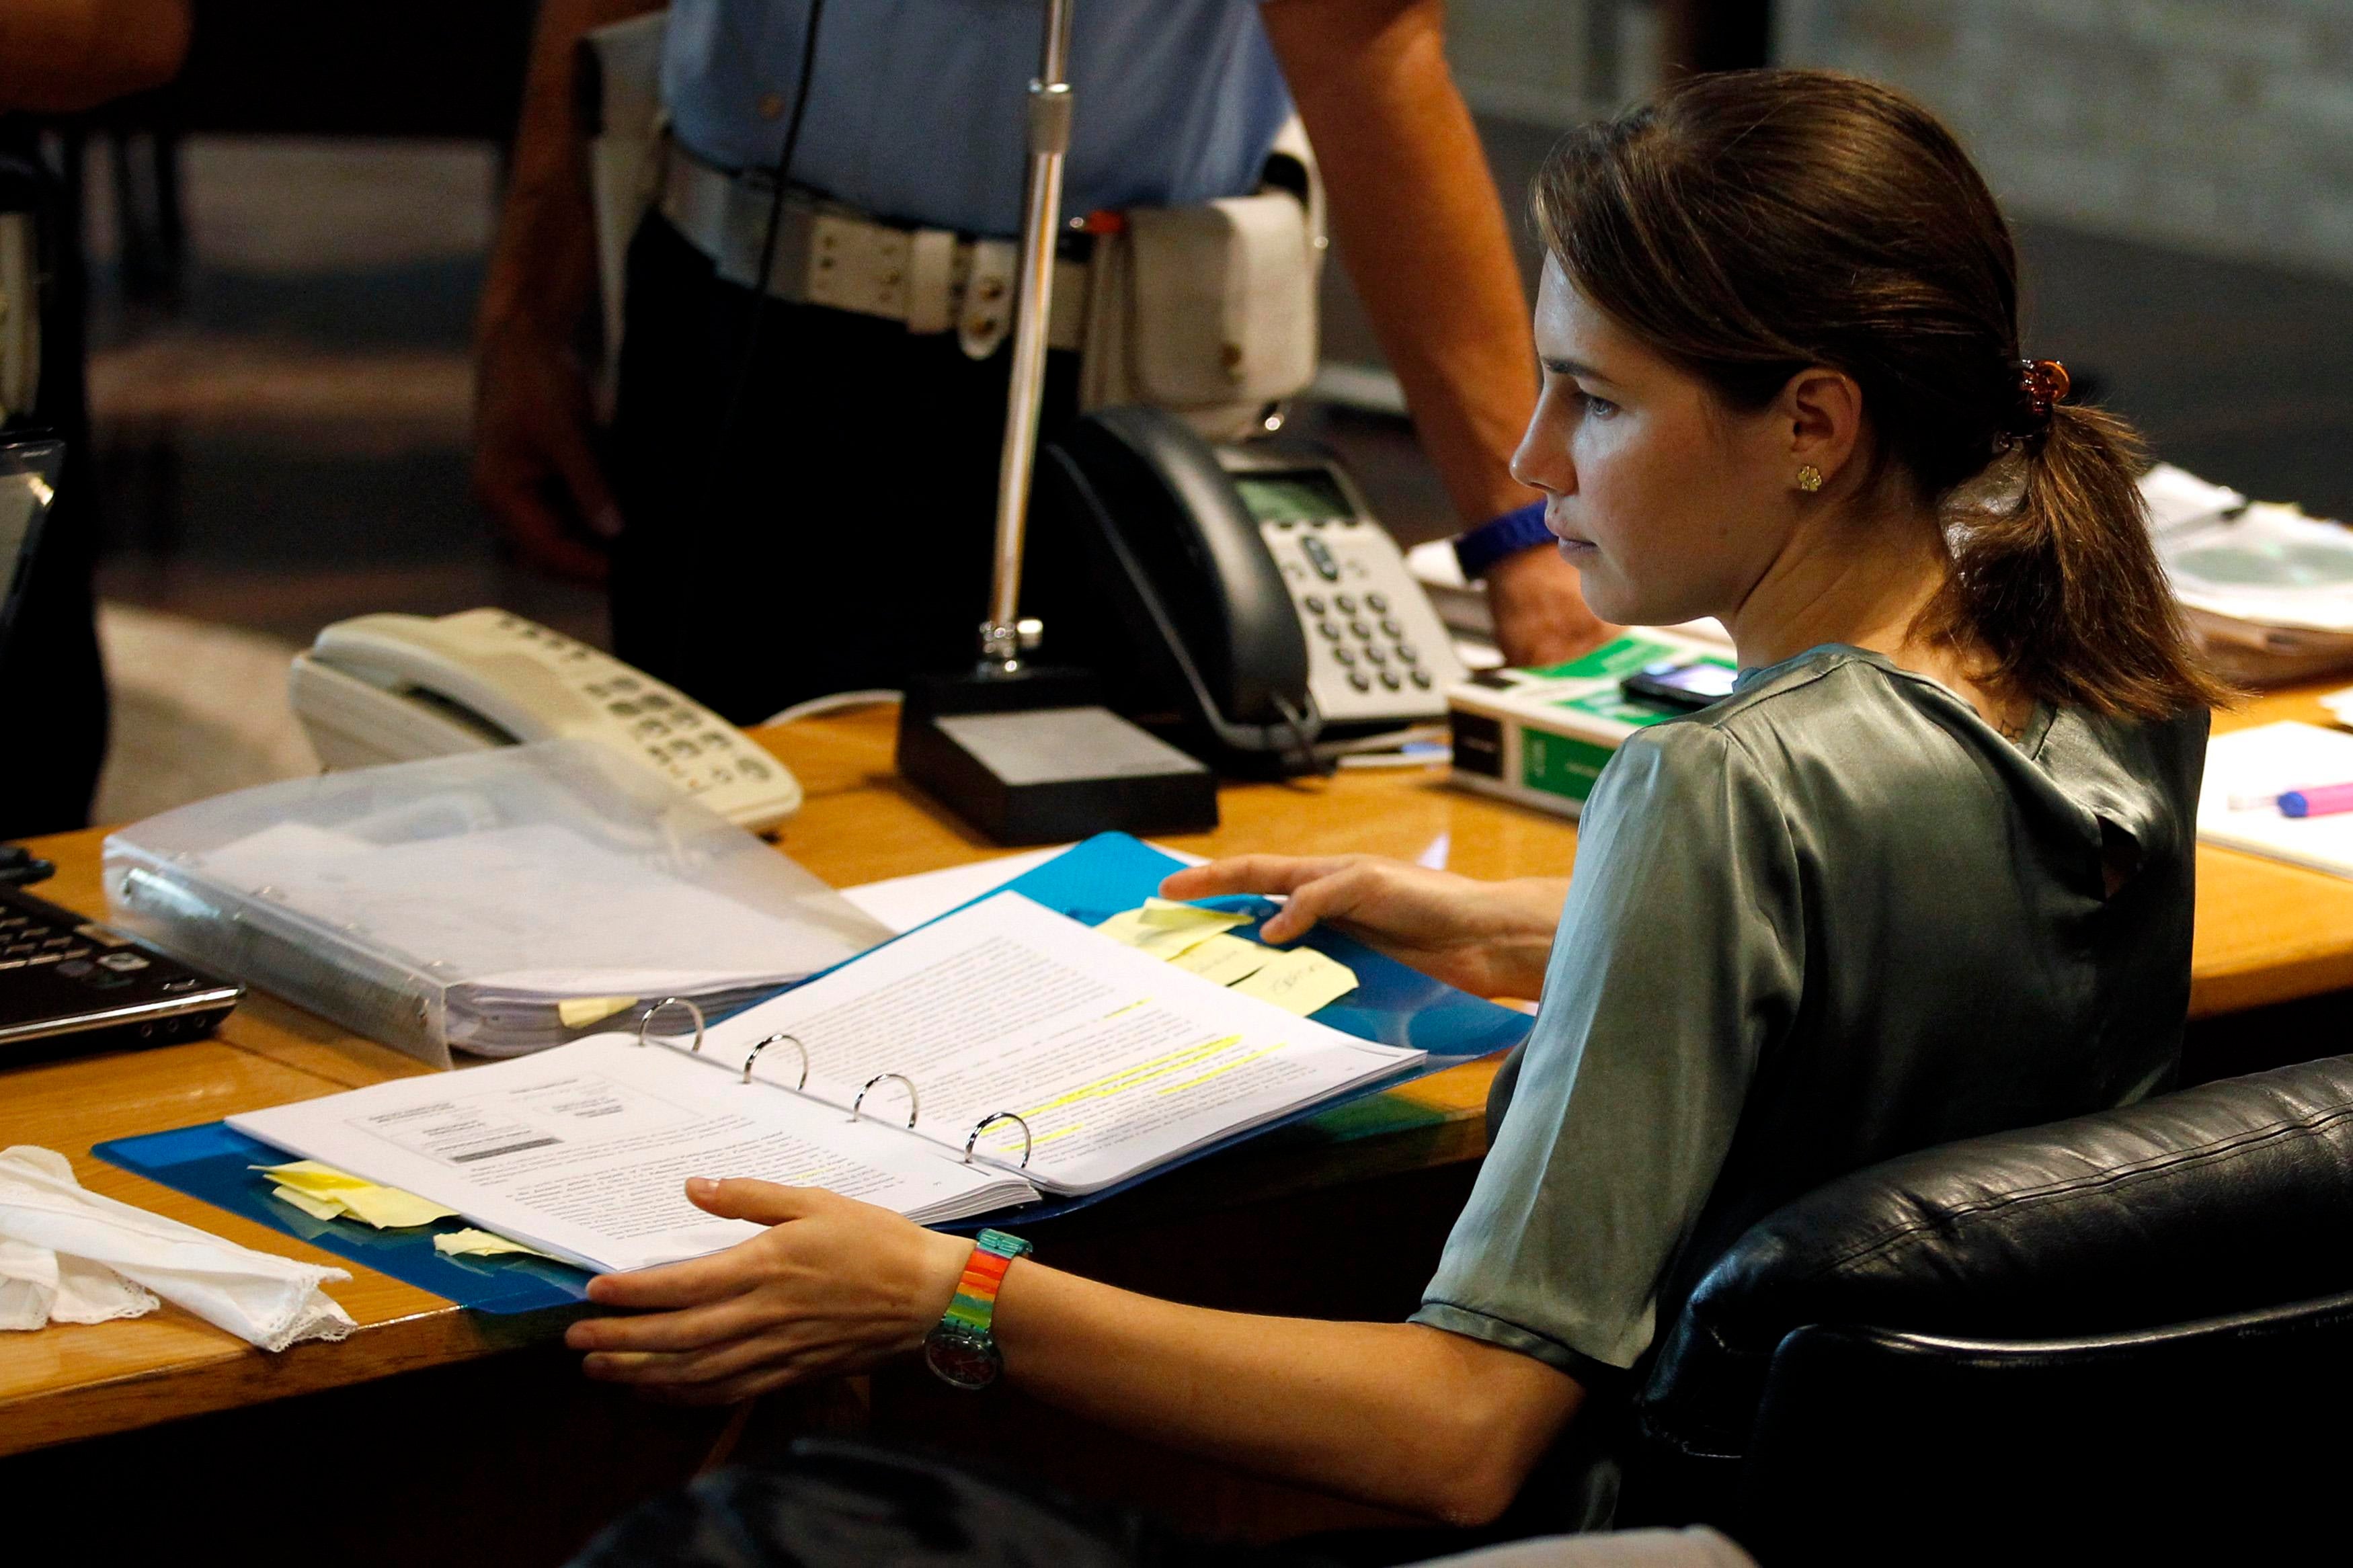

{"left": 978, "top": 0, "right": 1076, "bottom": 671}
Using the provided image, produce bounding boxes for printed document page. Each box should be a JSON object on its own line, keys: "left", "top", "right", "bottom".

{"left": 228, "top": 1035, "right": 1035, "bottom": 1273}
{"left": 699, "top": 893, "right": 1423, "bottom": 1194}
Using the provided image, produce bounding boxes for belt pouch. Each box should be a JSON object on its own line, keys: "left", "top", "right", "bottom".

{"left": 1081, "top": 190, "right": 1318, "bottom": 440}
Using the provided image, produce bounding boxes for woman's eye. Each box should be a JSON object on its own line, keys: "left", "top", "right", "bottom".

{"left": 1577, "top": 388, "right": 1619, "bottom": 419}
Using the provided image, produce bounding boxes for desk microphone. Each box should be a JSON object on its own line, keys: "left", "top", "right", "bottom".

{"left": 894, "top": 0, "right": 1217, "bottom": 845}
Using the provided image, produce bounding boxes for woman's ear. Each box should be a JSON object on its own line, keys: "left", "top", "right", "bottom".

{"left": 1780, "top": 367, "right": 1866, "bottom": 482}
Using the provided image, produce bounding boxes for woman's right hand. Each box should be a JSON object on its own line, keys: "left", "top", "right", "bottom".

{"left": 1159, "top": 856, "right": 1564, "bottom": 1001}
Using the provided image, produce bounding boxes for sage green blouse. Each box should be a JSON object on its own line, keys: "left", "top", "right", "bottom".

{"left": 1411, "top": 645, "right": 2208, "bottom": 1389}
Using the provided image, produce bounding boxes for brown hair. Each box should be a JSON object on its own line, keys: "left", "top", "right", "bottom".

{"left": 1532, "top": 69, "right": 2228, "bottom": 720}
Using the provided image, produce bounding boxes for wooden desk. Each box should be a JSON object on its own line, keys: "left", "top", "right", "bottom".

{"left": 1, "top": 707, "right": 1565, "bottom": 1465}
{"left": 5, "top": 686, "right": 2350, "bottom": 1542}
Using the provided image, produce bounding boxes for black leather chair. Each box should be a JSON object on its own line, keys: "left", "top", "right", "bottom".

{"left": 1626, "top": 1053, "right": 2353, "bottom": 1560}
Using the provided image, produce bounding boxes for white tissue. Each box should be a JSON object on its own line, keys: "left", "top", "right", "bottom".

{"left": 0, "top": 1145, "right": 356, "bottom": 1351}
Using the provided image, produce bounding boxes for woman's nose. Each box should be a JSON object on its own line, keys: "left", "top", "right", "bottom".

{"left": 1510, "top": 401, "right": 1577, "bottom": 497}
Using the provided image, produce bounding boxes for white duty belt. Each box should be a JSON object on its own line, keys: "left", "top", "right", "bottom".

{"left": 658, "top": 139, "right": 1089, "bottom": 361}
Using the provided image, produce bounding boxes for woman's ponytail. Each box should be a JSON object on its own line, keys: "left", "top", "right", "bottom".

{"left": 1940, "top": 402, "right": 2232, "bottom": 722}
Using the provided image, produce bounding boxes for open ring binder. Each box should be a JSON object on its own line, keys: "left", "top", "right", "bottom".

{"left": 742, "top": 1032, "right": 808, "bottom": 1087}
{"left": 963, "top": 1110, "right": 1033, "bottom": 1169}
{"left": 635, "top": 995, "right": 707, "bottom": 1054}
{"left": 851, "top": 1071, "right": 920, "bottom": 1127}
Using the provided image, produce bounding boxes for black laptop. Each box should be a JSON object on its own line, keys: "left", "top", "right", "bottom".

{"left": 1, "top": 438, "right": 243, "bottom": 1063}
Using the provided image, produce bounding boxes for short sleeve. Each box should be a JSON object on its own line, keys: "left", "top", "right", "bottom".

{"left": 1410, "top": 723, "right": 1804, "bottom": 1385}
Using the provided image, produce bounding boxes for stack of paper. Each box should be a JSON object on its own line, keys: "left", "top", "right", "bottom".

{"left": 187, "top": 820, "right": 888, "bottom": 1057}
{"left": 2196, "top": 721, "right": 2353, "bottom": 878}
{"left": 2146, "top": 464, "right": 2353, "bottom": 686}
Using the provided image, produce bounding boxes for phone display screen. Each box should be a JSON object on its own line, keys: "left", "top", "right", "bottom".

{"left": 1646, "top": 661, "right": 1738, "bottom": 700}
{"left": 1620, "top": 659, "right": 1739, "bottom": 713}
{"left": 1234, "top": 470, "right": 1351, "bottom": 526}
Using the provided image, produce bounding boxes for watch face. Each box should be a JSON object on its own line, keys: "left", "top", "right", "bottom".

{"left": 924, "top": 1325, "right": 1002, "bottom": 1391}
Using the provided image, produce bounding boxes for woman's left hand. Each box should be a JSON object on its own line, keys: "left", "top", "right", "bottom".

{"left": 565, "top": 1177, "right": 970, "bottom": 1403}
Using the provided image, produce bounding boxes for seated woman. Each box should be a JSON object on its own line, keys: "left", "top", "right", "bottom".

{"left": 563, "top": 69, "right": 2220, "bottom": 1536}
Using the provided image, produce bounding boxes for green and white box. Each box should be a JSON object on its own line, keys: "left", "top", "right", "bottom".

{"left": 1446, "top": 630, "right": 1734, "bottom": 819}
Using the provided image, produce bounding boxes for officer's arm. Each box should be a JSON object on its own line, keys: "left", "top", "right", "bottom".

{"left": 0, "top": 0, "right": 190, "bottom": 112}
{"left": 479, "top": 0, "right": 664, "bottom": 377}
{"left": 1261, "top": 0, "right": 1611, "bottom": 665}
{"left": 473, "top": 0, "right": 661, "bottom": 582}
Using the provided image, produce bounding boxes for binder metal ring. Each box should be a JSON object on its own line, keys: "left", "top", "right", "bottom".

{"left": 636, "top": 996, "right": 707, "bottom": 1054}
{"left": 962, "top": 1110, "right": 1033, "bottom": 1169}
{"left": 742, "top": 1032, "right": 808, "bottom": 1088}
{"left": 851, "top": 1072, "right": 919, "bottom": 1127}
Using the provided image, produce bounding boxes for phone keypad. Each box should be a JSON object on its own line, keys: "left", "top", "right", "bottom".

{"left": 1259, "top": 507, "right": 1464, "bottom": 725}
{"left": 463, "top": 609, "right": 791, "bottom": 823}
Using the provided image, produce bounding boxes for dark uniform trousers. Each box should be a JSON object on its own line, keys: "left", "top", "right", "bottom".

{"left": 608, "top": 214, "right": 1080, "bottom": 727}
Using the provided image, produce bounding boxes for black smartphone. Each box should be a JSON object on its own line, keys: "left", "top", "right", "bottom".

{"left": 1621, "top": 659, "right": 1739, "bottom": 713}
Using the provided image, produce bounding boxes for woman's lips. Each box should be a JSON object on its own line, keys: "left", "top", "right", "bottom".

{"left": 1544, "top": 508, "right": 1593, "bottom": 552}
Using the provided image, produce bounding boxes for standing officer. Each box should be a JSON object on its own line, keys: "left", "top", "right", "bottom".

{"left": 0, "top": 0, "right": 192, "bottom": 837}
{"left": 475, "top": 0, "right": 1607, "bottom": 724}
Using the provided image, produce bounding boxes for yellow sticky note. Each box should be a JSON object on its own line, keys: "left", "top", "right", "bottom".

{"left": 434, "top": 1227, "right": 563, "bottom": 1262}
{"left": 258, "top": 1159, "right": 373, "bottom": 1196}
{"left": 1135, "top": 897, "right": 1248, "bottom": 931}
{"left": 255, "top": 1161, "right": 457, "bottom": 1229}
{"left": 1231, "top": 947, "right": 1359, "bottom": 1016}
{"left": 558, "top": 995, "right": 640, "bottom": 1030}
{"left": 1168, "top": 932, "right": 1275, "bottom": 987}
{"left": 1096, "top": 900, "right": 1249, "bottom": 960}
{"left": 271, "top": 1185, "right": 347, "bottom": 1223}
{"left": 335, "top": 1186, "right": 460, "bottom": 1229}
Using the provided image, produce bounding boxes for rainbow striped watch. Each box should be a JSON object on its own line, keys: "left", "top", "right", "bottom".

{"left": 923, "top": 1229, "right": 1032, "bottom": 1390}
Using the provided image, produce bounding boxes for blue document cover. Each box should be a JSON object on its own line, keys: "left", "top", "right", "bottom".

{"left": 93, "top": 1120, "right": 590, "bottom": 1313}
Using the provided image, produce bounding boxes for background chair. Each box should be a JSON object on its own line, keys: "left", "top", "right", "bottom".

{"left": 1624, "top": 1053, "right": 2353, "bottom": 1559}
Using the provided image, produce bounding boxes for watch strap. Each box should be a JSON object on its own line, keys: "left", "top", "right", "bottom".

{"left": 1453, "top": 500, "right": 1554, "bottom": 581}
{"left": 940, "top": 1228, "right": 1031, "bottom": 1337}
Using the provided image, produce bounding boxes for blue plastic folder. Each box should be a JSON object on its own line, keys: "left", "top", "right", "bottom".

{"left": 93, "top": 1120, "right": 593, "bottom": 1312}
{"left": 93, "top": 833, "right": 1531, "bottom": 1309}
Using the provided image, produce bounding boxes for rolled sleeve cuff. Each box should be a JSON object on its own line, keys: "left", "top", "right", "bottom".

{"left": 1410, "top": 1299, "right": 1635, "bottom": 1397}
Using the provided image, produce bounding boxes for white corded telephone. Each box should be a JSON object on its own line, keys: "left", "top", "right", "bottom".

{"left": 288, "top": 609, "right": 802, "bottom": 833}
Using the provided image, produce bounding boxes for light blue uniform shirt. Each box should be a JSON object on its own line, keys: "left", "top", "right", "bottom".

{"left": 662, "top": 0, "right": 1295, "bottom": 238}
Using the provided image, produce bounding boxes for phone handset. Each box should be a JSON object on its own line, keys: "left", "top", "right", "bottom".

{"left": 292, "top": 610, "right": 802, "bottom": 833}
{"left": 314, "top": 615, "right": 604, "bottom": 743}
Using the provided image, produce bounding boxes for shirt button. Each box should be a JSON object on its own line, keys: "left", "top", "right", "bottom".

{"left": 757, "top": 91, "right": 786, "bottom": 120}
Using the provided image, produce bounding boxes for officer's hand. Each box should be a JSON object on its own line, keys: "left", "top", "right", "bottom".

{"left": 1484, "top": 544, "right": 1616, "bottom": 667}
{"left": 473, "top": 320, "right": 621, "bottom": 585}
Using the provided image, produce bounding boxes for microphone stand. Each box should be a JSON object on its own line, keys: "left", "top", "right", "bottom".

{"left": 894, "top": 0, "right": 1218, "bottom": 843}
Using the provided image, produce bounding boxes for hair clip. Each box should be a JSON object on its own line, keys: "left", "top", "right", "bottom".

{"left": 851, "top": 1072, "right": 920, "bottom": 1128}
{"left": 635, "top": 996, "right": 706, "bottom": 1054}
{"left": 741, "top": 1032, "right": 807, "bottom": 1087}
{"left": 963, "top": 1110, "right": 1034, "bottom": 1169}
{"left": 2017, "top": 358, "right": 2071, "bottom": 427}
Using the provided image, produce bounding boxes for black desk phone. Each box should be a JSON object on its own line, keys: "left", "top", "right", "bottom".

{"left": 1034, "top": 406, "right": 1468, "bottom": 773}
